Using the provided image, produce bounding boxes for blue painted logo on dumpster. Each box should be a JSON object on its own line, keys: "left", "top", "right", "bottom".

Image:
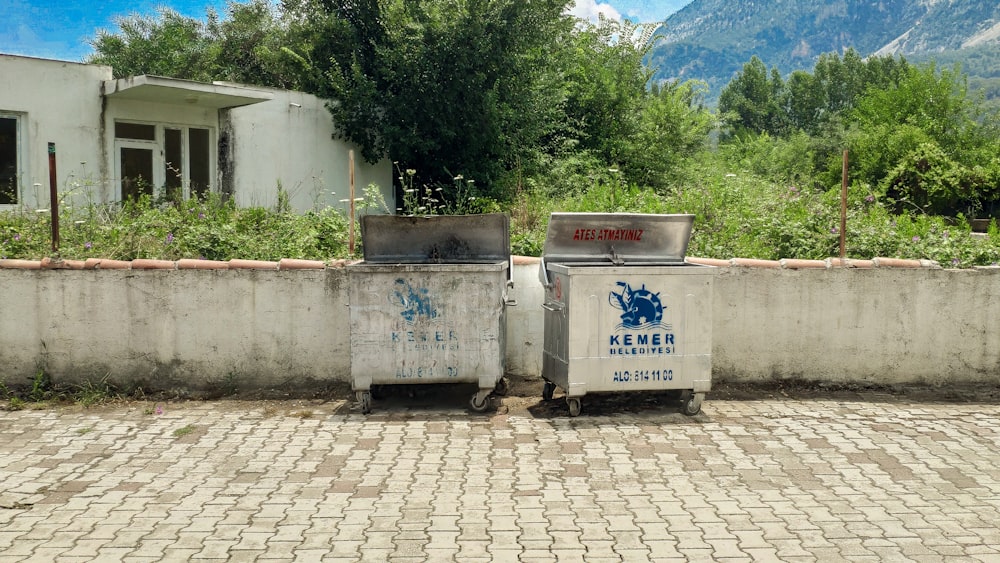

{"left": 610, "top": 282, "right": 664, "bottom": 329}
{"left": 387, "top": 279, "right": 459, "bottom": 378}
{"left": 390, "top": 279, "right": 438, "bottom": 324}
{"left": 609, "top": 281, "right": 674, "bottom": 356}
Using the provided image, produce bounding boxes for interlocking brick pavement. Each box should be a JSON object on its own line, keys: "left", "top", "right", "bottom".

{"left": 1, "top": 387, "right": 1000, "bottom": 562}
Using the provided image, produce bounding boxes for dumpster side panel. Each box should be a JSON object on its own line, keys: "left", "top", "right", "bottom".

{"left": 349, "top": 265, "right": 506, "bottom": 391}
{"left": 541, "top": 270, "right": 570, "bottom": 391}
{"left": 562, "top": 266, "right": 714, "bottom": 396}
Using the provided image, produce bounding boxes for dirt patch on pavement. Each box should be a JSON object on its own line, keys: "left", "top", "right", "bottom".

{"left": 5, "top": 373, "right": 998, "bottom": 416}
{"left": 707, "top": 378, "right": 1000, "bottom": 403}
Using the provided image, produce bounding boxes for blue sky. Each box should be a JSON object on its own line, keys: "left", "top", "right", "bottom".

{"left": 569, "top": 0, "right": 689, "bottom": 24}
{"left": 0, "top": 0, "right": 691, "bottom": 62}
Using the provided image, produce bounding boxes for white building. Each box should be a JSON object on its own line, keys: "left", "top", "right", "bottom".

{"left": 0, "top": 54, "right": 393, "bottom": 213}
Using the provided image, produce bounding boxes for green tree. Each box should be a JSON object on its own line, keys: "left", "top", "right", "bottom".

{"left": 721, "top": 50, "right": 911, "bottom": 138}
{"left": 718, "top": 56, "right": 787, "bottom": 136}
{"left": 719, "top": 50, "right": 922, "bottom": 192}
{"left": 623, "top": 79, "right": 714, "bottom": 189}
{"left": 848, "top": 63, "right": 1000, "bottom": 216}
{"left": 88, "top": 0, "right": 313, "bottom": 90}
{"left": 88, "top": 7, "right": 219, "bottom": 81}
{"left": 782, "top": 70, "right": 821, "bottom": 133}
{"left": 529, "top": 16, "right": 712, "bottom": 193}
{"left": 554, "top": 17, "right": 658, "bottom": 167}
{"left": 320, "top": 0, "right": 572, "bottom": 198}
{"left": 802, "top": 49, "right": 910, "bottom": 133}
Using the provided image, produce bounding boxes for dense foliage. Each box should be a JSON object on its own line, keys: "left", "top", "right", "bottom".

{"left": 719, "top": 50, "right": 912, "bottom": 138}
{"left": 720, "top": 53, "right": 1000, "bottom": 220}
{"left": 89, "top": 1, "right": 304, "bottom": 88}
{"left": 60, "top": 1, "right": 1000, "bottom": 267}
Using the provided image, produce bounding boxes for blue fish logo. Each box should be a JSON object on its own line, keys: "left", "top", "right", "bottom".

{"left": 610, "top": 281, "right": 665, "bottom": 330}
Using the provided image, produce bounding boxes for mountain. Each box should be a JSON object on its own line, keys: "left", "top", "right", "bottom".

{"left": 647, "top": 0, "right": 1000, "bottom": 103}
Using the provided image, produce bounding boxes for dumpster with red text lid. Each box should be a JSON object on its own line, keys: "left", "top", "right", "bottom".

{"left": 539, "top": 212, "right": 715, "bottom": 416}
{"left": 349, "top": 214, "right": 513, "bottom": 414}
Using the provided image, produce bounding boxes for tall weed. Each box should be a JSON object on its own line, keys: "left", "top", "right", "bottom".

{"left": 0, "top": 193, "right": 350, "bottom": 262}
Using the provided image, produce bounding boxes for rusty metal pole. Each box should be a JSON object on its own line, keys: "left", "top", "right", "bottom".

{"left": 840, "top": 149, "right": 848, "bottom": 262}
{"left": 48, "top": 142, "right": 60, "bottom": 254}
{"left": 348, "top": 150, "right": 356, "bottom": 256}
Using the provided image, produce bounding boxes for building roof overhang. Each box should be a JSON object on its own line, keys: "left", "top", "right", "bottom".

{"left": 102, "top": 75, "right": 273, "bottom": 109}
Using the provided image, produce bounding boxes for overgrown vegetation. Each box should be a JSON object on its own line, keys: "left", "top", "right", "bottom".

{"left": 4, "top": 1, "right": 983, "bottom": 268}
{"left": 0, "top": 192, "right": 353, "bottom": 262}
{"left": 506, "top": 153, "right": 1000, "bottom": 267}
{"left": 0, "top": 371, "right": 120, "bottom": 410}
{"left": 718, "top": 53, "right": 1000, "bottom": 219}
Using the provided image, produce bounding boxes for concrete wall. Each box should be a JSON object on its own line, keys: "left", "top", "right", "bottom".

{"left": 1, "top": 259, "right": 997, "bottom": 393}
{"left": 224, "top": 88, "right": 394, "bottom": 213}
{"left": 0, "top": 55, "right": 111, "bottom": 210}
{"left": 0, "top": 267, "right": 350, "bottom": 394}
{"left": 710, "top": 266, "right": 1000, "bottom": 385}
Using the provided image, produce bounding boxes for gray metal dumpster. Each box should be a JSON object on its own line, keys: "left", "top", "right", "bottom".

{"left": 349, "top": 214, "right": 513, "bottom": 414}
{"left": 539, "top": 212, "right": 716, "bottom": 417}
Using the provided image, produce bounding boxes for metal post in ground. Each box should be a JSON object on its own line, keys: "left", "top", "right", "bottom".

{"left": 840, "top": 149, "right": 848, "bottom": 262}
{"left": 48, "top": 142, "right": 59, "bottom": 254}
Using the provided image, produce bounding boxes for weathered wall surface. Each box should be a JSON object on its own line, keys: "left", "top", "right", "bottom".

{"left": 225, "top": 88, "right": 394, "bottom": 213}
{"left": 710, "top": 266, "right": 1000, "bottom": 385}
{"left": 0, "top": 260, "right": 997, "bottom": 393}
{"left": 0, "top": 268, "right": 350, "bottom": 394}
{"left": 0, "top": 55, "right": 111, "bottom": 210}
{"left": 504, "top": 258, "right": 547, "bottom": 378}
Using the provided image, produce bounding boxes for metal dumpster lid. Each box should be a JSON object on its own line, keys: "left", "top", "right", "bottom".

{"left": 360, "top": 213, "right": 510, "bottom": 263}
{"left": 541, "top": 212, "right": 694, "bottom": 264}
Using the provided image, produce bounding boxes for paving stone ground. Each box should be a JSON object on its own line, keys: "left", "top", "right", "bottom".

{"left": 2, "top": 382, "right": 1000, "bottom": 562}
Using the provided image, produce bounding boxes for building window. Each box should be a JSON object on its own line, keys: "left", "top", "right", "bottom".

{"left": 115, "top": 122, "right": 156, "bottom": 141}
{"left": 119, "top": 145, "right": 155, "bottom": 201}
{"left": 0, "top": 114, "right": 21, "bottom": 205}
{"left": 189, "top": 128, "right": 210, "bottom": 199}
{"left": 114, "top": 121, "right": 214, "bottom": 202}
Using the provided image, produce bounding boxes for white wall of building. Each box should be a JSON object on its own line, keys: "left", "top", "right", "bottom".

{"left": 224, "top": 88, "right": 395, "bottom": 213}
{"left": 0, "top": 55, "right": 110, "bottom": 210}
{"left": 0, "top": 54, "right": 393, "bottom": 214}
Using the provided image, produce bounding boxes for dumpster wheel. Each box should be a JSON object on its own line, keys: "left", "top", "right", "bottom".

{"left": 470, "top": 390, "right": 492, "bottom": 413}
{"left": 680, "top": 391, "right": 704, "bottom": 416}
{"left": 356, "top": 391, "right": 372, "bottom": 414}
{"left": 566, "top": 397, "right": 582, "bottom": 417}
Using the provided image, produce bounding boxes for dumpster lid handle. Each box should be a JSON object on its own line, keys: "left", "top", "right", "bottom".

{"left": 609, "top": 246, "right": 625, "bottom": 266}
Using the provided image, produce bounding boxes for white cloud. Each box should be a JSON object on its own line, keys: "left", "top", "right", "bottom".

{"left": 567, "top": 0, "right": 623, "bottom": 23}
